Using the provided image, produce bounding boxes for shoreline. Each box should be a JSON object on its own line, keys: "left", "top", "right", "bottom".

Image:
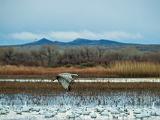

{"left": 1, "top": 79, "right": 160, "bottom": 94}
{"left": 0, "top": 75, "right": 160, "bottom": 79}
{"left": 0, "top": 78, "right": 160, "bottom": 82}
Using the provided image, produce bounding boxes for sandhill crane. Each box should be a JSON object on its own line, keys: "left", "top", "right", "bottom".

{"left": 54, "top": 73, "right": 78, "bottom": 91}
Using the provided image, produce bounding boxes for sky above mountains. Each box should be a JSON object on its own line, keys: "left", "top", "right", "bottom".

{"left": 0, "top": 0, "right": 160, "bottom": 45}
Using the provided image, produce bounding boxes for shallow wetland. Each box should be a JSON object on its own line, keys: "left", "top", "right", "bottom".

{"left": 0, "top": 78, "right": 160, "bottom": 119}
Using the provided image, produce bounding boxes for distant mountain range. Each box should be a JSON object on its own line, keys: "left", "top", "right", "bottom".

{"left": 1, "top": 38, "right": 160, "bottom": 52}
{"left": 1, "top": 38, "right": 160, "bottom": 47}
{"left": 22, "top": 38, "right": 130, "bottom": 46}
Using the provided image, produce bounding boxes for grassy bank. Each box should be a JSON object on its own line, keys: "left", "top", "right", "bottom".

{"left": 1, "top": 82, "right": 160, "bottom": 93}
{"left": 0, "top": 61, "right": 159, "bottom": 78}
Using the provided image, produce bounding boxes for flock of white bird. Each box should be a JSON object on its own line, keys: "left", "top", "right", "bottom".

{"left": 0, "top": 88, "right": 160, "bottom": 120}
{"left": 0, "top": 104, "right": 160, "bottom": 120}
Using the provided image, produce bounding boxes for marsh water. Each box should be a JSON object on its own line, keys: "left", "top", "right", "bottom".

{"left": 0, "top": 79, "right": 160, "bottom": 120}
{"left": 0, "top": 90, "right": 160, "bottom": 107}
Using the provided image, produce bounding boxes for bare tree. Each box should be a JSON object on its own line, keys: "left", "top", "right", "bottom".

{"left": 2, "top": 48, "right": 15, "bottom": 65}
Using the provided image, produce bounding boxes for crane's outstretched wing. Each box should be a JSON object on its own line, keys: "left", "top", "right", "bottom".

{"left": 56, "top": 73, "right": 78, "bottom": 90}
{"left": 57, "top": 76, "right": 70, "bottom": 90}
{"left": 59, "top": 73, "right": 73, "bottom": 82}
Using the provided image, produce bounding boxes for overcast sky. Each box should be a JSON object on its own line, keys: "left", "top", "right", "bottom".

{"left": 0, "top": 0, "right": 160, "bottom": 45}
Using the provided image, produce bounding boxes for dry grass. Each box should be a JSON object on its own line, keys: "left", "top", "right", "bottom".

{"left": 0, "top": 61, "right": 159, "bottom": 78}
{"left": 0, "top": 65, "right": 107, "bottom": 78}
{"left": 110, "top": 61, "right": 160, "bottom": 77}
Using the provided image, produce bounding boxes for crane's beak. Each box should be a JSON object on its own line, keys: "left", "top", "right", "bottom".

{"left": 72, "top": 74, "right": 78, "bottom": 77}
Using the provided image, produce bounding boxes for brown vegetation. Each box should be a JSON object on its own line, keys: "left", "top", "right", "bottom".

{"left": 0, "top": 46, "right": 160, "bottom": 67}
{"left": 0, "top": 61, "right": 159, "bottom": 78}
{"left": 0, "top": 46, "right": 159, "bottom": 78}
{"left": 0, "top": 82, "right": 160, "bottom": 94}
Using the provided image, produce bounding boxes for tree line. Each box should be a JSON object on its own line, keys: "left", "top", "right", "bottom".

{"left": 0, "top": 46, "right": 159, "bottom": 67}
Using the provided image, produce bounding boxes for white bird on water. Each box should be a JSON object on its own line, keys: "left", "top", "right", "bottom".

{"left": 54, "top": 73, "right": 78, "bottom": 91}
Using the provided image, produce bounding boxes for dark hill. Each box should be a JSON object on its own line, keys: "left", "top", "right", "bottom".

{"left": 21, "top": 38, "right": 128, "bottom": 46}
{"left": 68, "top": 38, "right": 126, "bottom": 45}
{"left": 22, "top": 38, "right": 54, "bottom": 46}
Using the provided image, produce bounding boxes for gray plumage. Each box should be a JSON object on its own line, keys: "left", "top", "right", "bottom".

{"left": 55, "top": 73, "right": 78, "bottom": 91}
